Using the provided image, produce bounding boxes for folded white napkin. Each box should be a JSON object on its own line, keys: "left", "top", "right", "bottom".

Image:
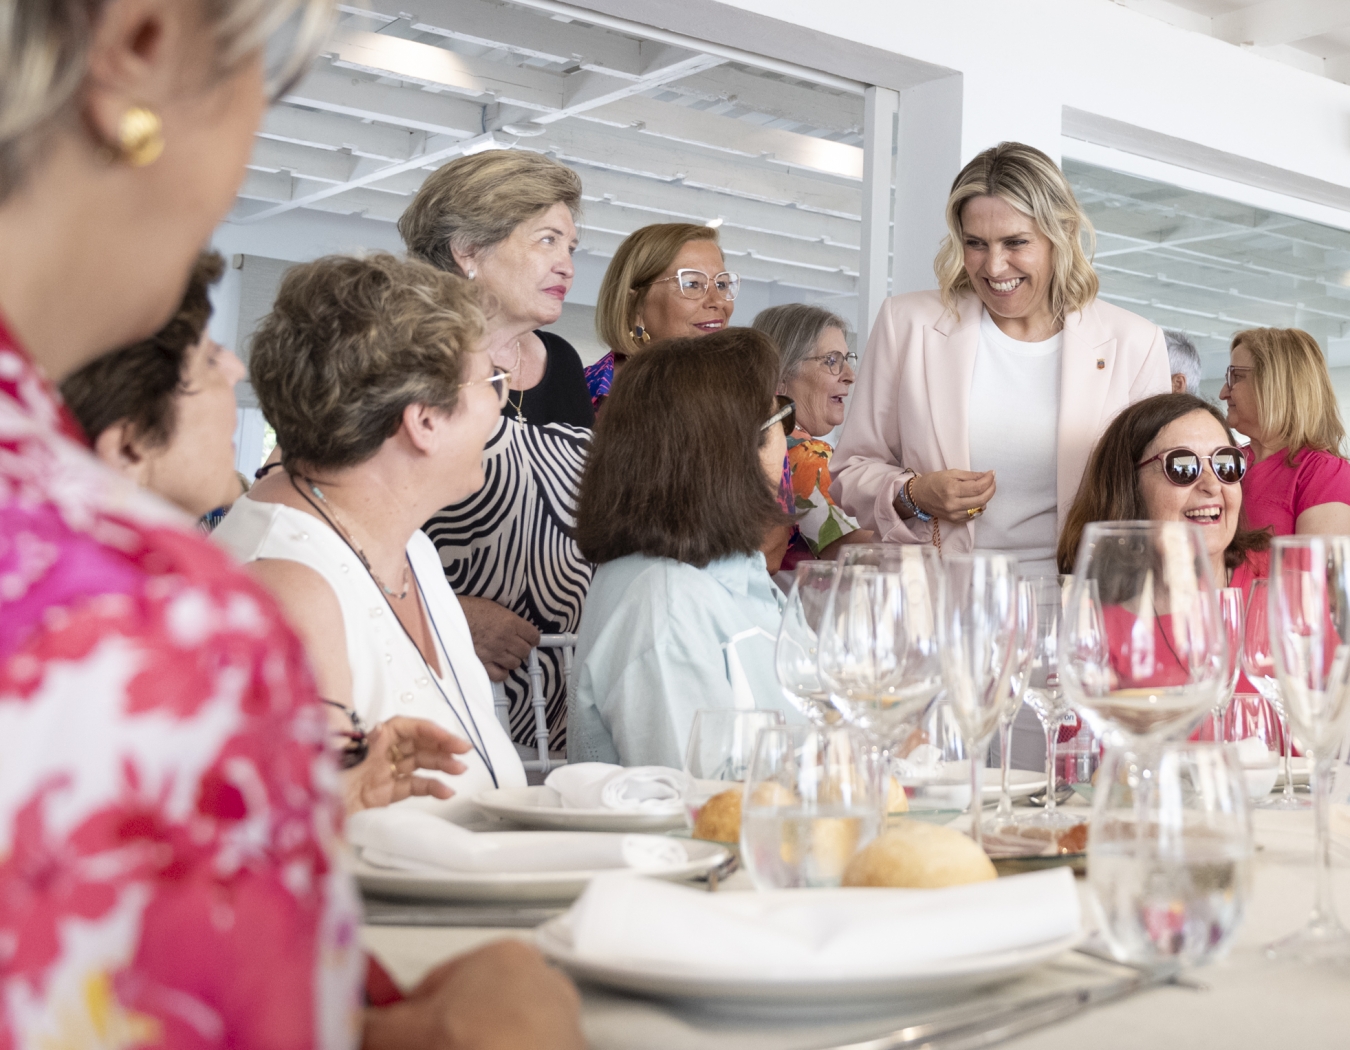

{"left": 545, "top": 763, "right": 691, "bottom": 813}
{"left": 566, "top": 868, "right": 1080, "bottom": 979}
{"left": 347, "top": 807, "right": 688, "bottom": 874}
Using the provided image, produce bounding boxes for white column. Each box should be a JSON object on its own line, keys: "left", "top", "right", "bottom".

{"left": 893, "top": 75, "right": 963, "bottom": 296}
{"left": 858, "top": 85, "right": 898, "bottom": 350}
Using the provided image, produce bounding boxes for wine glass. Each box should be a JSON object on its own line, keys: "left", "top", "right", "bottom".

{"left": 1266, "top": 535, "right": 1350, "bottom": 961}
{"left": 683, "top": 709, "right": 784, "bottom": 782}
{"left": 1218, "top": 586, "right": 1245, "bottom": 714}
{"left": 741, "top": 724, "right": 882, "bottom": 889}
{"left": 1021, "top": 576, "right": 1083, "bottom": 829}
{"left": 775, "top": 561, "right": 841, "bottom": 725}
{"left": 817, "top": 563, "right": 944, "bottom": 754}
{"left": 1240, "top": 578, "right": 1307, "bottom": 811}
{"left": 989, "top": 580, "right": 1037, "bottom": 831}
{"left": 937, "top": 552, "right": 1019, "bottom": 849}
{"left": 1059, "top": 521, "right": 1227, "bottom": 746}
{"left": 1089, "top": 742, "right": 1253, "bottom": 968}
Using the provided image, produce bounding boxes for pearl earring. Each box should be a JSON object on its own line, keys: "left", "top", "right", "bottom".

{"left": 467, "top": 269, "right": 476, "bottom": 280}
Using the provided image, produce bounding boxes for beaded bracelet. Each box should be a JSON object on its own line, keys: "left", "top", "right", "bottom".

{"left": 899, "top": 474, "right": 934, "bottom": 523}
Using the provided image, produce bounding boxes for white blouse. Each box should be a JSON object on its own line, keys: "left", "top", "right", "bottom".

{"left": 967, "top": 311, "right": 1063, "bottom": 577}
{"left": 214, "top": 497, "right": 525, "bottom": 821}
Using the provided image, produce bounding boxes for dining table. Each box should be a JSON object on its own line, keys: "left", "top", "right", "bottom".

{"left": 360, "top": 805, "right": 1350, "bottom": 1050}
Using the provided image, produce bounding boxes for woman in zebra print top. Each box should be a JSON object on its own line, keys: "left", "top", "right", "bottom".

{"left": 402, "top": 151, "right": 595, "bottom": 753}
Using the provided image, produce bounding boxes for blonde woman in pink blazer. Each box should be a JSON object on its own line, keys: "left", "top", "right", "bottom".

{"left": 831, "top": 142, "right": 1170, "bottom": 575}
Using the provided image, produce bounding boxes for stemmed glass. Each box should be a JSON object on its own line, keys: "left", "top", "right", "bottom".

{"left": 937, "top": 552, "right": 1019, "bottom": 849}
{"left": 1266, "top": 535, "right": 1350, "bottom": 961}
{"left": 817, "top": 563, "right": 944, "bottom": 768}
{"left": 775, "top": 561, "right": 842, "bottom": 725}
{"left": 989, "top": 580, "right": 1037, "bottom": 831}
{"left": 1021, "top": 576, "right": 1082, "bottom": 829}
{"left": 1241, "top": 578, "right": 1308, "bottom": 811}
{"left": 1059, "top": 521, "right": 1227, "bottom": 746}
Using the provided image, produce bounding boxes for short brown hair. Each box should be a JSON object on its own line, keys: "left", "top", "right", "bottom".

{"left": 1231, "top": 327, "right": 1345, "bottom": 463}
{"left": 575, "top": 327, "right": 787, "bottom": 567}
{"left": 399, "top": 150, "right": 581, "bottom": 275}
{"left": 595, "top": 223, "right": 720, "bottom": 356}
{"left": 1057, "top": 393, "right": 1269, "bottom": 574}
{"left": 934, "top": 142, "right": 1098, "bottom": 324}
{"left": 249, "top": 252, "right": 484, "bottom": 472}
{"left": 61, "top": 250, "right": 224, "bottom": 446}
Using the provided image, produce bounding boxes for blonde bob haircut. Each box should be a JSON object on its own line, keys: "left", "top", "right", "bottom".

{"left": 0, "top": 0, "right": 334, "bottom": 202}
{"left": 933, "top": 141, "right": 1099, "bottom": 324}
{"left": 249, "top": 252, "right": 485, "bottom": 472}
{"left": 595, "top": 222, "right": 720, "bottom": 356}
{"left": 399, "top": 149, "right": 581, "bottom": 276}
{"left": 1231, "top": 327, "right": 1346, "bottom": 462}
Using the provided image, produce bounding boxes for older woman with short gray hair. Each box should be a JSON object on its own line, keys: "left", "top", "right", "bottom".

{"left": 753, "top": 304, "right": 872, "bottom": 560}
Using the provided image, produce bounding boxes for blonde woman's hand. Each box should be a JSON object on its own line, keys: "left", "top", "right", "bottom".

{"left": 343, "top": 716, "right": 471, "bottom": 815}
{"left": 906, "top": 469, "right": 996, "bottom": 524}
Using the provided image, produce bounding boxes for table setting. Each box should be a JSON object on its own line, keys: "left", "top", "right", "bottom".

{"left": 358, "top": 526, "right": 1350, "bottom": 1049}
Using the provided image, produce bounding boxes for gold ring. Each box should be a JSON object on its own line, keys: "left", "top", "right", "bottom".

{"left": 967, "top": 506, "right": 984, "bottom": 519}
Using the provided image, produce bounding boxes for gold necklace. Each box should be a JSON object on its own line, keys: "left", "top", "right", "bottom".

{"left": 301, "top": 476, "right": 410, "bottom": 600}
{"left": 506, "top": 338, "right": 525, "bottom": 423}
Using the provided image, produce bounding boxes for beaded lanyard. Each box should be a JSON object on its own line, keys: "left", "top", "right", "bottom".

{"left": 291, "top": 476, "right": 499, "bottom": 788}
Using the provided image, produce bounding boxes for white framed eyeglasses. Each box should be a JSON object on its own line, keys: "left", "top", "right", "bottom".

{"left": 650, "top": 268, "right": 740, "bottom": 301}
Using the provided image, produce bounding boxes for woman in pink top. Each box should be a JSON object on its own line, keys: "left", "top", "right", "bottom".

{"left": 0, "top": 2, "right": 581, "bottom": 1047}
{"left": 1220, "top": 326, "right": 1350, "bottom": 537}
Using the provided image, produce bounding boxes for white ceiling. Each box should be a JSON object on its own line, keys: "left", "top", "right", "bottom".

{"left": 1115, "top": 0, "right": 1350, "bottom": 83}
{"left": 231, "top": 0, "right": 865, "bottom": 303}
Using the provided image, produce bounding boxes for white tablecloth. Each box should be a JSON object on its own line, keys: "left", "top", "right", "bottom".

{"left": 362, "top": 809, "right": 1350, "bottom": 1050}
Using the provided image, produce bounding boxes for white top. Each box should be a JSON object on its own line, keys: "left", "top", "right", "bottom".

{"left": 214, "top": 496, "right": 525, "bottom": 821}
{"left": 967, "top": 310, "right": 1063, "bottom": 577}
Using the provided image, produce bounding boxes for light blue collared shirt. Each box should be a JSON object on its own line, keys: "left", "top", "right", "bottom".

{"left": 566, "top": 551, "right": 802, "bottom": 767}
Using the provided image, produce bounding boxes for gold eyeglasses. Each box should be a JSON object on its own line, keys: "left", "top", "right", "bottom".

{"left": 459, "top": 368, "right": 513, "bottom": 409}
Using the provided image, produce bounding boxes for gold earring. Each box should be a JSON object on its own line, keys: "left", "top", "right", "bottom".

{"left": 117, "top": 107, "right": 164, "bottom": 167}
{"left": 630, "top": 324, "right": 650, "bottom": 345}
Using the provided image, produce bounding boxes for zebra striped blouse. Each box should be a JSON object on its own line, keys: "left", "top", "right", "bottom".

{"left": 424, "top": 415, "right": 592, "bottom": 751}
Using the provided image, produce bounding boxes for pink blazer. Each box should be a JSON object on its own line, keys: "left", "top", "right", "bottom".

{"left": 830, "top": 290, "right": 1171, "bottom": 552}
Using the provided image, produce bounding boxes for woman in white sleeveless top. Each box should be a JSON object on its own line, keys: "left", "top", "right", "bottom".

{"left": 215, "top": 254, "right": 525, "bottom": 820}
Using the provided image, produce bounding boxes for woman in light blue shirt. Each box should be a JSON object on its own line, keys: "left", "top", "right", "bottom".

{"left": 568, "top": 328, "right": 805, "bottom": 766}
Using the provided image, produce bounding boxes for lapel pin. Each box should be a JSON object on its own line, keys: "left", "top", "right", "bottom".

{"left": 1096, "top": 358, "right": 1105, "bottom": 370}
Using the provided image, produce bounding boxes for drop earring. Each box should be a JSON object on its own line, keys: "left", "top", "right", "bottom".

{"left": 116, "top": 106, "right": 164, "bottom": 167}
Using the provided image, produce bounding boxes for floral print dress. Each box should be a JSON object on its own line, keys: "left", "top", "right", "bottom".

{"left": 0, "top": 321, "right": 363, "bottom": 1049}
{"left": 786, "top": 428, "right": 861, "bottom": 555}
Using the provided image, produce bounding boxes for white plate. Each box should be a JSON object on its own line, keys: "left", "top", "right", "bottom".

{"left": 475, "top": 785, "right": 688, "bottom": 832}
{"left": 987, "top": 768, "right": 1046, "bottom": 801}
{"left": 354, "top": 836, "right": 728, "bottom": 903}
{"left": 536, "top": 915, "right": 1082, "bottom": 1010}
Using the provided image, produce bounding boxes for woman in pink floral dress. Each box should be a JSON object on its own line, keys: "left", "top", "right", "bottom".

{"left": 0, "top": 2, "right": 581, "bottom": 1048}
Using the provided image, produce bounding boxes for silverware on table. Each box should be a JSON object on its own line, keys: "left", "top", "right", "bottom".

{"left": 824, "top": 949, "right": 1201, "bottom": 1050}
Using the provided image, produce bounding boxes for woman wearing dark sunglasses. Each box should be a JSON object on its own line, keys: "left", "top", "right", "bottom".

{"left": 568, "top": 328, "right": 803, "bottom": 767}
{"left": 1057, "top": 393, "right": 1270, "bottom": 592}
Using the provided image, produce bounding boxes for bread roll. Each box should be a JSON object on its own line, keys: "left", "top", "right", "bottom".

{"left": 886, "top": 776, "right": 910, "bottom": 815}
{"left": 842, "top": 819, "right": 996, "bottom": 888}
{"left": 691, "top": 788, "right": 741, "bottom": 842}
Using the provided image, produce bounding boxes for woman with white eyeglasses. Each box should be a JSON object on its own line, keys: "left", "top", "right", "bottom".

{"left": 753, "top": 303, "right": 875, "bottom": 563}
{"left": 586, "top": 222, "right": 740, "bottom": 409}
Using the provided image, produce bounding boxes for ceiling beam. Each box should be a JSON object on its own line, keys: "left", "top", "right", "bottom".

{"left": 578, "top": 166, "right": 859, "bottom": 246}
{"left": 577, "top": 95, "right": 863, "bottom": 180}
{"left": 1213, "top": 0, "right": 1350, "bottom": 47}
{"left": 340, "top": 0, "right": 651, "bottom": 79}
{"left": 533, "top": 120, "right": 860, "bottom": 216}
{"left": 259, "top": 104, "right": 426, "bottom": 162}
{"left": 669, "top": 66, "right": 862, "bottom": 135}
{"left": 283, "top": 66, "right": 485, "bottom": 137}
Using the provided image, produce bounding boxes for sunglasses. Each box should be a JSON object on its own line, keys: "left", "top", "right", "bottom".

{"left": 1137, "top": 446, "right": 1247, "bottom": 487}
{"left": 762, "top": 395, "right": 796, "bottom": 437}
